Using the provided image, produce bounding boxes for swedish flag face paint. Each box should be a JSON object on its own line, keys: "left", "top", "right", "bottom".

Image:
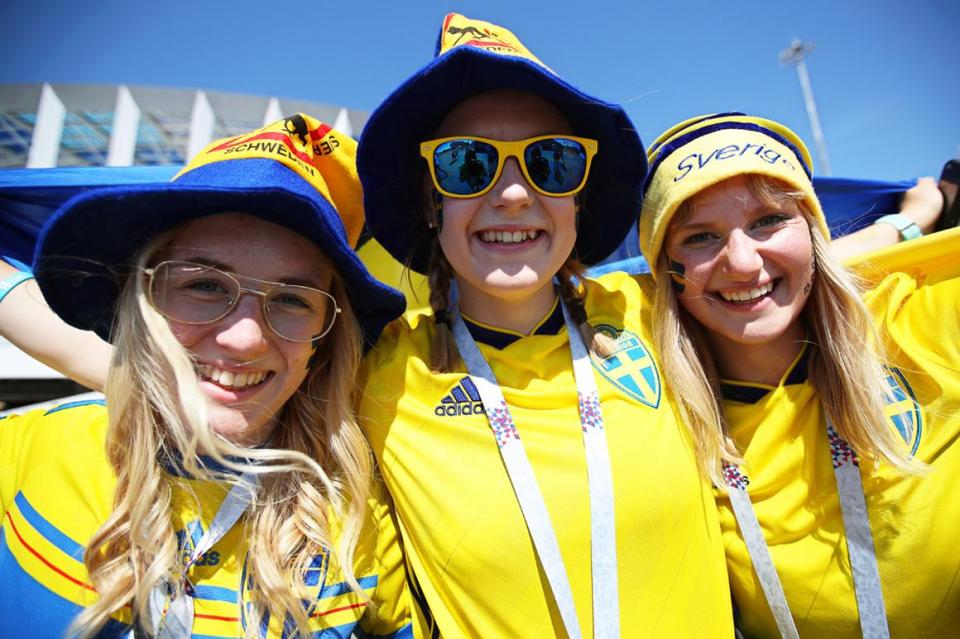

{"left": 669, "top": 259, "right": 687, "bottom": 293}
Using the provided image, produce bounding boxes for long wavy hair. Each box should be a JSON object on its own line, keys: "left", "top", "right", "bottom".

{"left": 71, "top": 233, "right": 373, "bottom": 637}
{"left": 651, "top": 175, "right": 919, "bottom": 486}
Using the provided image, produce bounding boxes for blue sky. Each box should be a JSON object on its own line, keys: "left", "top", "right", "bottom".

{"left": 2, "top": 0, "right": 957, "bottom": 181}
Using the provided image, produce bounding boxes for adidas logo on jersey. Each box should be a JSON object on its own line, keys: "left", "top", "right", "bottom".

{"left": 435, "top": 377, "right": 486, "bottom": 417}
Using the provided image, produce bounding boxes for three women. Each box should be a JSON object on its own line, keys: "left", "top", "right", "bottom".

{"left": 2, "top": 14, "right": 956, "bottom": 639}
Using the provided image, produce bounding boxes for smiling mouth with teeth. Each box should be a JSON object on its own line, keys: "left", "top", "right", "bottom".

{"left": 198, "top": 364, "right": 271, "bottom": 390}
{"left": 717, "top": 280, "right": 776, "bottom": 304}
{"left": 478, "top": 229, "right": 541, "bottom": 244}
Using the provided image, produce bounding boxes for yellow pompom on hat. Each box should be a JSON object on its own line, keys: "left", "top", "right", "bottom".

{"left": 640, "top": 112, "right": 829, "bottom": 274}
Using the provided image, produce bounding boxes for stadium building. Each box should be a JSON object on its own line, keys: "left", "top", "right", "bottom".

{"left": 0, "top": 83, "right": 369, "bottom": 169}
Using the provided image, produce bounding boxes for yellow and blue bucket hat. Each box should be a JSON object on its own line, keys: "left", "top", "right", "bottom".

{"left": 358, "top": 13, "right": 647, "bottom": 272}
{"left": 34, "top": 114, "right": 405, "bottom": 346}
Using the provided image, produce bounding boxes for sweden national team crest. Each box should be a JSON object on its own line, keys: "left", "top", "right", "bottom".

{"left": 885, "top": 367, "right": 922, "bottom": 455}
{"left": 590, "top": 324, "right": 661, "bottom": 408}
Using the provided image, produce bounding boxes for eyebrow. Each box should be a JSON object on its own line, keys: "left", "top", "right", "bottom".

{"left": 179, "top": 256, "right": 326, "bottom": 289}
{"left": 673, "top": 221, "right": 715, "bottom": 233}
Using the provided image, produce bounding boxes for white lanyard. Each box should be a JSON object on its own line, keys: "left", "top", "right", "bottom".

{"left": 724, "top": 415, "right": 889, "bottom": 639}
{"left": 145, "top": 471, "right": 259, "bottom": 638}
{"left": 450, "top": 299, "right": 620, "bottom": 639}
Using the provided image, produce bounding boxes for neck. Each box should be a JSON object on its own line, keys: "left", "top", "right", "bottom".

{"left": 707, "top": 323, "right": 808, "bottom": 386}
{"left": 457, "top": 279, "right": 558, "bottom": 335}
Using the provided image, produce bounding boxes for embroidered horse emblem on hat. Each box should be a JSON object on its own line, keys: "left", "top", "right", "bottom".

{"left": 590, "top": 325, "right": 661, "bottom": 408}
{"left": 282, "top": 114, "right": 311, "bottom": 147}
{"left": 439, "top": 13, "right": 545, "bottom": 68}
{"left": 446, "top": 24, "right": 496, "bottom": 46}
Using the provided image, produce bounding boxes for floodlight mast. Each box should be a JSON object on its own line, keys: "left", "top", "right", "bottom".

{"left": 780, "top": 39, "right": 832, "bottom": 176}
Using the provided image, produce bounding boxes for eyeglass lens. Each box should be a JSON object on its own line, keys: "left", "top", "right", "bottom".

{"left": 149, "top": 262, "right": 336, "bottom": 341}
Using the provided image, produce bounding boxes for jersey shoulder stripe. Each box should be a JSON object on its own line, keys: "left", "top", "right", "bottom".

{"left": 13, "top": 491, "right": 85, "bottom": 560}
{"left": 44, "top": 398, "right": 107, "bottom": 416}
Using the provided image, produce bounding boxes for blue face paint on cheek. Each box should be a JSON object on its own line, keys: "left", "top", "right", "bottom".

{"left": 669, "top": 259, "right": 687, "bottom": 293}
{"left": 306, "top": 338, "right": 321, "bottom": 371}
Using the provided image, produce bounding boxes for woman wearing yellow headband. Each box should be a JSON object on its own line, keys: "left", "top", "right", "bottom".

{"left": 0, "top": 116, "right": 418, "bottom": 638}
{"left": 641, "top": 112, "right": 960, "bottom": 638}
{"left": 356, "top": 14, "right": 732, "bottom": 639}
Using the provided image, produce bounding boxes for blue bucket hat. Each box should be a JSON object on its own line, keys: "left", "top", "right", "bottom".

{"left": 358, "top": 13, "right": 647, "bottom": 273}
{"left": 34, "top": 114, "right": 405, "bottom": 347}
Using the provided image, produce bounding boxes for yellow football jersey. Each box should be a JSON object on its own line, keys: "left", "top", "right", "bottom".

{"left": 360, "top": 271, "right": 733, "bottom": 638}
{"left": 0, "top": 401, "right": 417, "bottom": 638}
{"left": 717, "top": 233, "right": 960, "bottom": 637}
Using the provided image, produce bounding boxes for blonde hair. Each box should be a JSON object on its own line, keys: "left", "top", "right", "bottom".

{"left": 652, "top": 174, "right": 919, "bottom": 485}
{"left": 72, "top": 236, "right": 373, "bottom": 637}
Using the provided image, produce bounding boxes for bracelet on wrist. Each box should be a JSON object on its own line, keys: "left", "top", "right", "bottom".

{"left": 873, "top": 213, "right": 923, "bottom": 242}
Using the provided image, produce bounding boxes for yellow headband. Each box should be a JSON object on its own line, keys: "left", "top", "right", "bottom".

{"left": 640, "top": 113, "right": 828, "bottom": 274}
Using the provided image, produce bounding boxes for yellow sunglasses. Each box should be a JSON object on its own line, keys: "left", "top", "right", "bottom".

{"left": 420, "top": 135, "right": 598, "bottom": 198}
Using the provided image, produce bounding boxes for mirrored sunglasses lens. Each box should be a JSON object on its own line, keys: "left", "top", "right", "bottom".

{"left": 265, "top": 286, "right": 337, "bottom": 340}
{"left": 433, "top": 139, "right": 499, "bottom": 195}
{"left": 524, "top": 138, "right": 588, "bottom": 194}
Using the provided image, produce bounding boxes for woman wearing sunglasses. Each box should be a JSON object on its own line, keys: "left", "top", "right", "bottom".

{"left": 0, "top": 116, "right": 418, "bottom": 638}
{"left": 640, "top": 112, "right": 960, "bottom": 638}
{"left": 356, "top": 14, "right": 733, "bottom": 638}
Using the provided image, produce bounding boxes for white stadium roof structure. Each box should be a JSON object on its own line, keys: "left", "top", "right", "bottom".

{"left": 0, "top": 83, "right": 368, "bottom": 169}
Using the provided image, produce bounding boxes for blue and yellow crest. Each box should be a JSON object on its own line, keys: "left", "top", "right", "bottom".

{"left": 885, "top": 367, "right": 922, "bottom": 455}
{"left": 590, "top": 325, "right": 661, "bottom": 408}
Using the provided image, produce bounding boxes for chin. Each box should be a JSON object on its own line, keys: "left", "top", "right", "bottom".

{"left": 483, "top": 270, "right": 549, "bottom": 293}
{"left": 721, "top": 318, "right": 798, "bottom": 346}
{"left": 207, "top": 405, "right": 274, "bottom": 447}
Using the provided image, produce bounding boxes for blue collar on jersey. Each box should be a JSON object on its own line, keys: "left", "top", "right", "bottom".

{"left": 720, "top": 345, "right": 810, "bottom": 404}
{"left": 159, "top": 450, "right": 260, "bottom": 479}
{"left": 462, "top": 299, "right": 565, "bottom": 349}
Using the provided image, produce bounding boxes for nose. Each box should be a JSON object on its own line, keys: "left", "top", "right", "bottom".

{"left": 720, "top": 230, "right": 763, "bottom": 278}
{"left": 214, "top": 294, "right": 270, "bottom": 355}
{"left": 488, "top": 157, "right": 534, "bottom": 211}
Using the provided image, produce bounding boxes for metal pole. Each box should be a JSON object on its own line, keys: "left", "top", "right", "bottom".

{"left": 780, "top": 39, "right": 832, "bottom": 176}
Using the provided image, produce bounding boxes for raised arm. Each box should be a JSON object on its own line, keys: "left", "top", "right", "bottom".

{"left": 0, "top": 259, "right": 111, "bottom": 390}
{"left": 832, "top": 177, "right": 943, "bottom": 262}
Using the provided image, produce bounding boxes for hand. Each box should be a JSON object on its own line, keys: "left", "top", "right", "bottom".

{"left": 899, "top": 177, "right": 943, "bottom": 235}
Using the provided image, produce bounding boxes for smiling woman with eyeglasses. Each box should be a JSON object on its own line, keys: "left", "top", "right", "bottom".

{"left": 0, "top": 116, "right": 420, "bottom": 638}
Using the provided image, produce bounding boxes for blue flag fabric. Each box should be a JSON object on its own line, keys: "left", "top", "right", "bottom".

{"left": 0, "top": 166, "right": 179, "bottom": 265}
{"left": 0, "top": 166, "right": 914, "bottom": 272}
